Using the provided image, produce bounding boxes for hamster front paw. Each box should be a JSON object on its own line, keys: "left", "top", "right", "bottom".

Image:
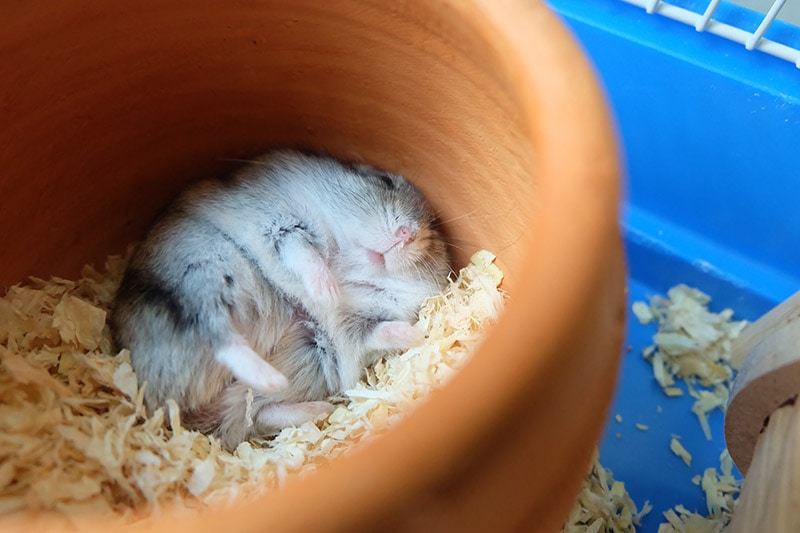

{"left": 305, "top": 256, "right": 340, "bottom": 307}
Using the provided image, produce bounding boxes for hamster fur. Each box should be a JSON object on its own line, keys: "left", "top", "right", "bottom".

{"left": 110, "top": 149, "right": 450, "bottom": 450}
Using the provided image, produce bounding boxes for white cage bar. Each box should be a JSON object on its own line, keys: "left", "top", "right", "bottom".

{"left": 620, "top": 0, "right": 800, "bottom": 67}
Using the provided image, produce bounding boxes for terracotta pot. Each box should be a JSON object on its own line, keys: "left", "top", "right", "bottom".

{"left": 0, "top": 0, "right": 624, "bottom": 530}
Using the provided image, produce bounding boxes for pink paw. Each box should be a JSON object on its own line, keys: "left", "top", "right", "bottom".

{"left": 306, "top": 257, "right": 339, "bottom": 306}
{"left": 216, "top": 341, "right": 289, "bottom": 393}
{"left": 257, "top": 401, "right": 335, "bottom": 427}
{"left": 299, "top": 401, "right": 336, "bottom": 418}
{"left": 374, "top": 321, "right": 424, "bottom": 350}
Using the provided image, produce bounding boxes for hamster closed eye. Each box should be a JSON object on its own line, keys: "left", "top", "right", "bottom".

{"left": 110, "top": 149, "right": 450, "bottom": 450}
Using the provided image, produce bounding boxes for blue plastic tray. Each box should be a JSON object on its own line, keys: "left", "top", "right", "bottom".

{"left": 548, "top": 0, "right": 800, "bottom": 529}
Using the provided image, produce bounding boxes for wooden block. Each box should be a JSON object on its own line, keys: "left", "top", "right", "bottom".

{"left": 729, "top": 400, "right": 800, "bottom": 533}
{"left": 726, "top": 317, "right": 800, "bottom": 475}
{"left": 730, "top": 290, "right": 800, "bottom": 370}
{"left": 727, "top": 295, "right": 800, "bottom": 531}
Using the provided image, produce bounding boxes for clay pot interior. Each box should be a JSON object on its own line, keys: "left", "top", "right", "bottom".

{"left": 0, "top": 1, "right": 623, "bottom": 531}
{"left": 1, "top": 0, "right": 538, "bottom": 289}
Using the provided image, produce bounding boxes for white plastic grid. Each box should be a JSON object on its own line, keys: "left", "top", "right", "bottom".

{"left": 620, "top": 0, "right": 800, "bottom": 67}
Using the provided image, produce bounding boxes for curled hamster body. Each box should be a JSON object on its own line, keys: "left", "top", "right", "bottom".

{"left": 110, "top": 150, "right": 450, "bottom": 449}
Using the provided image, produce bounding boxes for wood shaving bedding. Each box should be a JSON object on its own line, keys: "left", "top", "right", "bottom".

{"left": 0, "top": 246, "right": 746, "bottom": 532}
{"left": 670, "top": 437, "right": 692, "bottom": 467}
{"left": 563, "top": 450, "right": 652, "bottom": 533}
{"left": 633, "top": 286, "right": 744, "bottom": 532}
{"left": 656, "top": 450, "right": 739, "bottom": 533}
{"left": 0, "top": 249, "right": 505, "bottom": 524}
{"left": 632, "top": 285, "right": 747, "bottom": 441}
{"left": 563, "top": 285, "right": 746, "bottom": 533}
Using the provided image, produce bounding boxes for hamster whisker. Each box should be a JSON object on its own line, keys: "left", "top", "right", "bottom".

{"left": 443, "top": 234, "right": 522, "bottom": 256}
{"left": 432, "top": 203, "right": 523, "bottom": 229}
{"left": 218, "top": 157, "right": 267, "bottom": 165}
{"left": 427, "top": 257, "right": 456, "bottom": 284}
{"left": 430, "top": 209, "right": 480, "bottom": 229}
{"left": 444, "top": 241, "right": 472, "bottom": 253}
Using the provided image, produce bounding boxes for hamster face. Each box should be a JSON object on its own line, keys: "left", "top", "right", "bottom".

{"left": 342, "top": 166, "right": 446, "bottom": 277}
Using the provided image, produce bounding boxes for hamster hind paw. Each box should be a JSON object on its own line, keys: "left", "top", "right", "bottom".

{"left": 370, "top": 321, "right": 424, "bottom": 351}
{"left": 215, "top": 340, "right": 289, "bottom": 393}
{"left": 257, "top": 401, "right": 335, "bottom": 428}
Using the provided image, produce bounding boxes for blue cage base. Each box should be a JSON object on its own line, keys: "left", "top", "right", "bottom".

{"left": 549, "top": 0, "right": 800, "bottom": 529}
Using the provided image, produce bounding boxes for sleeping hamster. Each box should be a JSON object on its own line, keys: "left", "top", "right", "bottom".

{"left": 110, "top": 149, "right": 450, "bottom": 450}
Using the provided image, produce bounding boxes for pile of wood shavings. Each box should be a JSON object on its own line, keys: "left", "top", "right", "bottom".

{"left": 2, "top": 246, "right": 743, "bottom": 531}
{"left": 563, "top": 450, "right": 652, "bottom": 533}
{"left": 0, "top": 249, "right": 504, "bottom": 523}
{"left": 632, "top": 286, "right": 748, "bottom": 440}
{"left": 652, "top": 450, "right": 740, "bottom": 533}
{"left": 633, "top": 286, "right": 745, "bottom": 532}
{"left": 562, "top": 285, "right": 747, "bottom": 533}
{"left": 656, "top": 449, "right": 740, "bottom": 533}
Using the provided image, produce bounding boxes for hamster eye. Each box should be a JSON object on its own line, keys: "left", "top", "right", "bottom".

{"left": 376, "top": 173, "right": 395, "bottom": 189}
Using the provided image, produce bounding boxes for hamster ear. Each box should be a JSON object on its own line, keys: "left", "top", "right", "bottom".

{"left": 343, "top": 160, "right": 414, "bottom": 196}
{"left": 374, "top": 172, "right": 396, "bottom": 189}
{"left": 354, "top": 165, "right": 397, "bottom": 190}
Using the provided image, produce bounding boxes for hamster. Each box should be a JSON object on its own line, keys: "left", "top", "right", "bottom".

{"left": 110, "top": 149, "right": 450, "bottom": 450}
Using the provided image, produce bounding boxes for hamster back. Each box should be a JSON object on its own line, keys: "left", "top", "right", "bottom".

{"left": 110, "top": 149, "right": 450, "bottom": 449}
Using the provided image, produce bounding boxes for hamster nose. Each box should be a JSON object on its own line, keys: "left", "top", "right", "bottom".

{"left": 395, "top": 225, "right": 415, "bottom": 244}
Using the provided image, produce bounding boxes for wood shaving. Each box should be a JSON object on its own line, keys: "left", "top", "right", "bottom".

{"left": 563, "top": 449, "right": 652, "bottom": 533}
{"left": 656, "top": 450, "right": 740, "bottom": 532}
{"left": 670, "top": 437, "right": 692, "bottom": 467}
{"left": 634, "top": 285, "right": 744, "bottom": 531}
{"left": 566, "top": 284, "right": 746, "bottom": 533}
{"left": 0, "top": 255, "right": 747, "bottom": 532}
{"left": 0, "top": 249, "right": 505, "bottom": 525}
{"left": 633, "top": 285, "right": 747, "bottom": 439}
{"left": 658, "top": 505, "right": 726, "bottom": 533}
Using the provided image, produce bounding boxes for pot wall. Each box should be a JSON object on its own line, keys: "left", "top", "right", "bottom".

{"left": 0, "top": 0, "right": 625, "bottom": 530}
